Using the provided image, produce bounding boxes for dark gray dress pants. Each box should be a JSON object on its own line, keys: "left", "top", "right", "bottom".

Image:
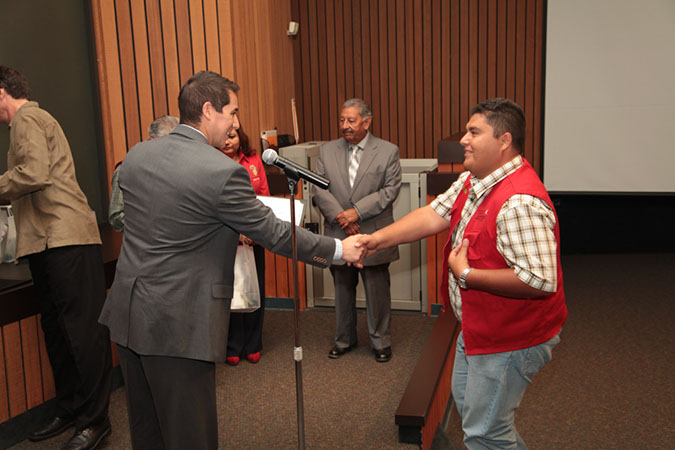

{"left": 116, "top": 345, "right": 218, "bottom": 450}
{"left": 330, "top": 262, "right": 392, "bottom": 350}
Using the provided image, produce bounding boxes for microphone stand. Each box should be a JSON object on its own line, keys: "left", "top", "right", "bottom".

{"left": 282, "top": 165, "right": 305, "bottom": 449}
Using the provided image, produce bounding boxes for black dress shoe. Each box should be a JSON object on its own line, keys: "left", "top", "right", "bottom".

{"left": 61, "top": 417, "right": 111, "bottom": 450}
{"left": 374, "top": 347, "right": 392, "bottom": 363}
{"left": 28, "top": 415, "right": 75, "bottom": 441}
{"left": 328, "top": 344, "right": 356, "bottom": 359}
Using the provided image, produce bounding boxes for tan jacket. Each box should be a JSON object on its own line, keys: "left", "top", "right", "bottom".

{"left": 0, "top": 102, "right": 100, "bottom": 258}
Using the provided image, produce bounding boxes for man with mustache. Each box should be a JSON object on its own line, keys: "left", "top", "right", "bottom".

{"left": 312, "top": 98, "right": 402, "bottom": 363}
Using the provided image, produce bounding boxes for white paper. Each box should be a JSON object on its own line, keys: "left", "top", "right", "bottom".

{"left": 256, "top": 195, "right": 305, "bottom": 226}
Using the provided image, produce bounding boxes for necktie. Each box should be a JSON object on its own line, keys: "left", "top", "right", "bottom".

{"left": 348, "top": 145, "right": 361, "bottom": 188}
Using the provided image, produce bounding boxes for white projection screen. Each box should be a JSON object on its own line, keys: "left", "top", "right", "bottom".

{"left": 543, "top": 0, "right": 675, "bottom": 193}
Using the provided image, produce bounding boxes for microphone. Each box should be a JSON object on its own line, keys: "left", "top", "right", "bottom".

{"left": 262, "top": 149, "right": 330, "bottom": 190}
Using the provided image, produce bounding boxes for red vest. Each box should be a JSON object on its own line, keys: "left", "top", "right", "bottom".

{"left": 440, "top": 160, "right": 567, "bottom": 355}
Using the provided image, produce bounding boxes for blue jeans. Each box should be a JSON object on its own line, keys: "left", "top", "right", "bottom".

{"left": 451, "top": 330, "right": 561, "bottom": 449}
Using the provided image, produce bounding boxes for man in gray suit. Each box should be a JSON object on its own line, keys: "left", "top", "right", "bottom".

{"left": 313, "top": 98, "right": 402, "bottom": 363}
{"left": 99, "top": 71, "right": 365, "bottom": 449}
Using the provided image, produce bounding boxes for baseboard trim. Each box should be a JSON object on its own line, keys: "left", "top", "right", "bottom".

{"left": 264, "top": 297, "right": 295, "bottom": 310}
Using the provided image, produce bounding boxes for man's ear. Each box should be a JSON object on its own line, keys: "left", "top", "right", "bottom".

{"left": 363, "top": 117, "right": 372, "bottom": 131}
{"left": 201, "top": 102, "right": 213, "bottom": 121}
{"left": 499, "top": 132, "right": 513, "bottom": 150}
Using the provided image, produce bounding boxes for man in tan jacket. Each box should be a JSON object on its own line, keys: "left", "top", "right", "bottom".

{"left": 0, "top": 66, "right": 111, "bottom": 450}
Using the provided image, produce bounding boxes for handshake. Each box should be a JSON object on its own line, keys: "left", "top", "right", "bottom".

{"left": 339, "top": 234, "right": 380, "bottom": 267}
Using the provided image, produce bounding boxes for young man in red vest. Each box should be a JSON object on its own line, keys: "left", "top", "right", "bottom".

{"left": 357, "top": 98, "right": 567, "bottom": 448}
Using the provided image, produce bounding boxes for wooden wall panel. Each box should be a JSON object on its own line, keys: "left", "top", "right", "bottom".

{"left": 146, "top": 0, "right": 169, "bottom": 118}
{"left": 317, "top": 0, "right": 330, "bottom": 139}
{"left": 94, "top": 0, "right": 298, "bottom": 183}
{"left": 404, "top": 0, "right": 415, "bottom": 155}
{"left": 230, "top": 0, "right": 259, "bottom": 138}
{"left": 0, "top": 315, "right": 59, "bottom": 424}
{"left": 115, "top": 0, "right": 142, "bottom": 149}
{"left": 450, "top": 0, "right": 460, "bottom": 135}
{"left": 0, "top": 331, "right": 8, "bottom": 423}
{"left": 292, "top": 0, "right": 545, "bottom": 172}
{"left": 532, "top": 0, "right": 544, "bottom": 172}
{"left": 203, "top": 0, "right": 221, "bottom": 73}
{"left": 37, "top": 320, "right": 56, "bottom": 401}
{"left": 422, "top": 0, "right": 433, "bottom": 157}
{"left": 378, "top": 0, "right": 390, "bottom": 140}
{"left": 432, "top": 0, "right": 442, "bottom": 158}
{"left": 188, "top": 0, "right": 208, "bottom": 73}
{"left": 275, "top": 254, "right": 291, "bottom": 298}
{"left": 174, "top": 0, "right": 194, "bottom": 85}
{"left": 3, "top": 323, "right": 26, "bottom": 417}
{"left": 256, "top": 0, "right": 297, "bottom": 136}
{"left": 264, "top": 250, "right": 276, "bottom": 297}
{"left": 19, "top": 317, "right": 43, "bottom": 409}
{"left": 130, "top": 0, "right": 155, "bottom": 142}
{"left": 91, "top": 0, "right": 126, "bottom": 184}
{"left": 413, "top": 1, "right": 424, "bottom": 158}
{"left": 216, "top": 0, "right": 235, "bottom": 79}
{"left": 160, "top": 0, "right": 182, "bottom": 118}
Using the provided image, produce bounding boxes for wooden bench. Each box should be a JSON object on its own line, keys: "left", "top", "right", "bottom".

{"left": 395, "top": 310, "right": 460, "bottom": 448}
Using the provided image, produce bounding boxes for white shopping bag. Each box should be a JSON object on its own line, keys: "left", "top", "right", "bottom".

{"left": 0, "top": 206, "right": 17, "bottom": 263}
{"left": 231, "top": 244, "right": 261, "bottom": 312}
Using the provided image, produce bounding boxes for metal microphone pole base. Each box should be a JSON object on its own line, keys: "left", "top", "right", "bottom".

{"left": 284, "top": 166, "right": 305, "bottom": 449}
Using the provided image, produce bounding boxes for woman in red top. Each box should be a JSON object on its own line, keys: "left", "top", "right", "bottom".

{"left": 218, "top": 126, "right": 270, "bottom": 365}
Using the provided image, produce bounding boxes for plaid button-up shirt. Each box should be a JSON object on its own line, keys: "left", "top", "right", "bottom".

{"left": 430, "top": 156, "right": 558, "bottom": 321}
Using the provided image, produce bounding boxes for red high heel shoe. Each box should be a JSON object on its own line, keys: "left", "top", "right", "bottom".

{"left": 246, "top": 352, "right": 261, "bottom": 363}
{"left": 226, "top": 356, "right": 240, "bottom": 366}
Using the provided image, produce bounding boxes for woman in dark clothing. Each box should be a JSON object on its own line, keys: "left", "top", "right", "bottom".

{"left": 218, "top": 126, "right": 270, "bottom": 365}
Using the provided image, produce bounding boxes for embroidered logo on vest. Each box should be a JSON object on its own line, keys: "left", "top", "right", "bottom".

{"left": 475, "top": 209, "right": 489, "bottom": 221}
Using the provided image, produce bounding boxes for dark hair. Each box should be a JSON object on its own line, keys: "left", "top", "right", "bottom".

{"left": 0, "top": 66, "right": 31, "bottom": 100}
{"left": 470, "top": 98, "right": 526, "bottom": 153}
{"left": 178, "top": 71, "right": 240, "bottom": 126}
{"left": 235, "top": 125, "right": 255, "bottom": 157}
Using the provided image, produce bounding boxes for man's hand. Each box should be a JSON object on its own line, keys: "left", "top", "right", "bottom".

{"left": 355, "top": 234, "right": 381, "bottom": 259}
{"left": 342, "top": 222, "right": 360, "bottom": 236}
{"left": 240, "top": 235, "right": 255, "bottom": 246}
{"left": 341, "top": 234, "right": 367, "bottom": 265}
{"left": 336, "top": 208, "right": 359, "bottom": 228}
{"left": 448, "top": 239, "right": 470, "bottom": 279}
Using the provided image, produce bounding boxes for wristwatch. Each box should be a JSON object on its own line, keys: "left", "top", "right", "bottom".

{"left": 457, "top": 267, "right": 473, "bottom": 290}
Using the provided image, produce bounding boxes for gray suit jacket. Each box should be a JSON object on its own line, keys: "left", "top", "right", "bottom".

{"left": 312, "top": 133, "right": 401, "bottom": 266}
{"left": 100, "top": 125, "right": 335, "bottom": 362}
